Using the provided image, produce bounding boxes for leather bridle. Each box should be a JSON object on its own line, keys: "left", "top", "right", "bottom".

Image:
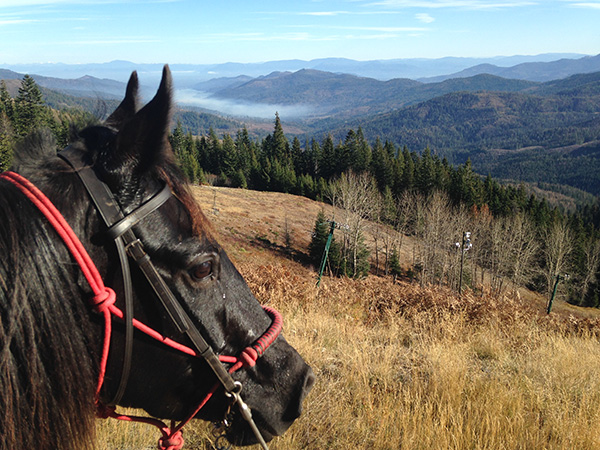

{"left": 0, "top": 147, "right": 281, "bottom": 450}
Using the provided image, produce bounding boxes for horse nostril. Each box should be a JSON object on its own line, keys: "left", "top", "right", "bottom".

{"left": 283, "top": 367, "right": 316, "bottom": 423}
{"left": 304, "top": 367, "right": 316, "bottom": 395}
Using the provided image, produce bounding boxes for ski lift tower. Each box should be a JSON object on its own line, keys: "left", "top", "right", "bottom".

{"left": 316, "top": 220, "right": 349, "bottom": 287}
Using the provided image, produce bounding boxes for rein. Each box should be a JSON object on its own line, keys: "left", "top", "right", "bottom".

{"left": 0, "top": 169, "right": 281, "bottom": 450}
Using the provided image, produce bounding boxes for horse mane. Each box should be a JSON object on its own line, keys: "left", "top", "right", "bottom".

{"left": 1, "top": 122, "right": 212, "bottom": 449}
{"left": 1, "top": 130, "right": 98, "bottom": 450}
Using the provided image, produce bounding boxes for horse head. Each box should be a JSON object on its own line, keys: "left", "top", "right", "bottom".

{"left": 0, "top": 65, "right": 314, "bottom": 449}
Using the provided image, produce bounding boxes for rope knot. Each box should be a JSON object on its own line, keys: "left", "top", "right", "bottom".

{"left": 158, "top": 431, "right": 184, "bottom": 450}
{"left": 92, "top": 287, "right": 116, "bottom": 313}
{"left": 239, "top": 347, "right": 259, "bottom": 368}
{"left": 96, "top": 404, "right": 117, "bottom": 419}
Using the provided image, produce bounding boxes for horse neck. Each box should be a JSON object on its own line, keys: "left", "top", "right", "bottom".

{"left": 0, "top": 177, "right": 98, "bottom": 450}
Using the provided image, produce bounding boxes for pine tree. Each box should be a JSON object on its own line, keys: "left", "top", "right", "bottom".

{"left": 169, "top": 121, "right": 186, "bottom": 158}
{"left": 370, "top": 137, "right": 393, "bottom": 190}
{"left": 354, "top": 127, "right": 372, "bottom": 173}
{"left": 235, "top": 127, "right": 253, "bottom": 177}
{"left": 291, "top": 136, "right": 303, "bottom": 174}
{"left": 221, "top": 134, "right": 238, "bottom": 177}
{"left": 0, "top": 80, "right": 14, "bottom": 122}
{"left": 231, "top": 168, "right": 248, "bottom": 189}
{"left": 268, "top": 112, "right": 289, "bottom": 162}
{"left": 309, "top": 210, "right": 331, "bottom": 267}
{"left": 0, "top": 111, "right": 14, "bottom": 171}
{"left": 308, "top": 210, "right": 341, "bottom": 275}
{"left": 207, "top": 127, "right": 222, "bottom": 174}
{"left": 416, "top": 147, "right": 436, "bottom": 194}
{"left": 319, "top": 134, "right": 336, "bottom": 180}
{"left": 389, "top": 247, "right": 402, "bottom": 280}
{"left": 14, "top": 75, "right": 46, "bottom": 137}
{"left": 401, "top": 146, "right": 415, "bottom": 190}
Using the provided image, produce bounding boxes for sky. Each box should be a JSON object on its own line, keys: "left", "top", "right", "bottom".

{"left": 0, "top": 0, "right": 599, "bottom": 65}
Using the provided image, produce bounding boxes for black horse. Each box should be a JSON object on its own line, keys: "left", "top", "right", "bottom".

{"left": 0, "top": 66, "right": 314, "bottom": 450}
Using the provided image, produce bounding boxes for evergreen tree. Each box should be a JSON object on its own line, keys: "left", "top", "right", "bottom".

{"left": 370, "top": 137, "right": 393, "bottom": 191}
{"left": 309, "top": 138, "right": 321, "bottom": 177}
{"left": 319, "top": 134, "right": 337, "bottom": 180}
{"left": 449, "top": 159, "right": 482, "bottom": 207}
{"left": 416, "top": 147, "right": 437, "bottom": 194}
{"left": 401, "top": 146, "right": 415, "bottom": 190}
{"left": 0, "top": 80, "right": 14, "bottom": 122}
{"left": 389, "top": 247, "right": 402, "bottom": 280}
{"left": 291, "top": 136, "right": 304, "bottom": 174}
{"left": 231, "top": 168, "right": 248, "bottom": 189}
{"left": 309, "top": 210, "right": 341, "bottom": 275}
{"left": 309, "top": 210, "right": 331, "bottom": 267}
{"left": 14, "top": 74, "right": 46, "bottom": 137}
{"left": 267, "top": 112, "right": 289, "bottom": 162}
{"left": 0, "top": 111, "right": 13, "bottom": 171}
{"left": 169, "top": 121, "right": 186, "bottom": 158}
{"left": 354, "top": 127, "right": 372, "bottom": 173}
{"left": 221, "top": 133, "right": 238, "bottom": 177}
{"left": 207, "top": 127, "right": 222, "bottom": 174}
{"left": 235, "top": 127, "right": 253, "bottom": 177}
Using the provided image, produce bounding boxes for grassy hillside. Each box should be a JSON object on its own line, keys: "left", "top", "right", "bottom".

{"left": 97, "top": 186, "right": 600, "bottom": 450}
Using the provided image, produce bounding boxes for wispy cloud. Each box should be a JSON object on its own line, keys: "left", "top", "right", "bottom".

{"left": 365, "top": 0, "right": 536, "bottom": 9}
{"left": 415, "top": 12, "right": 435, "bottom": 22}
{"left": 0, "top": 19, "right": 38, "bottom": 25}
{"left": 192, "top": 28, "right": 426, "bottom": 44}
{"left": 70, "top": 37, "right": 160, "bottom": 45}
{"left": 327, "top": 25, "right": 428, "bottom": 32}
{"left": 299, "top": 11, "right": 351, "bottom": 16}
{"left": 263, "top": 9, "right": 405, "bottom": 17}
{"left": 0, "top": 0, "right": 176, "bottom": 5}
{"left": 567, "top": 1, "right": 600, "bottom": 8}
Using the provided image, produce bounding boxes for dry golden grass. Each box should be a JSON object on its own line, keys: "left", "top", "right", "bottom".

{"left": 97, "top": 186, "right": 600, "bottom": 450}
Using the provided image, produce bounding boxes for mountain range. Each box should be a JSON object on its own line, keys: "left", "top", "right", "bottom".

{"left": 2, "top": 53, "right": 595, "bottom": 85}
{"left": 2, "top": 52, "right": 600, "bottom": 200}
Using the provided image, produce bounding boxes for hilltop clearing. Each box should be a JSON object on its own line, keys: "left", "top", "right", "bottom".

{"left": 192, "top": 185, "right": 598, "bottom": 319}
{"left": 98, "top": 185, "right": 600, "bottom": 450}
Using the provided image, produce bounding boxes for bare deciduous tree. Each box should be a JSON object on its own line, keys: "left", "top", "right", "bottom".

{"left": 328, "top": 171, "right": 379, "bottom": 277}
{"left": 580, "top": 235, "right": 600, "bottom": 301}
{"left": 506, "top": 212, "right": 540, "bottom": 289}
{"left": 543, "top": 219, "right": 573, "bottom": 296}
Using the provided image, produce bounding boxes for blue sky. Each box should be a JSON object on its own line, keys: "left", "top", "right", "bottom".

{"left": 0, "top": 0, "right": 599, "bottom": 65}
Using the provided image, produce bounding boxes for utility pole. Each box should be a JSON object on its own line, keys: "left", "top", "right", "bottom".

{"left": 316, "top": 220, "right": 348, "bottom": 287}
{"left": 547, "top": 273, "right": 569, "bottom": 314}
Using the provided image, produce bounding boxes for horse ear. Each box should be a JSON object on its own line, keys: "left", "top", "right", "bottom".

{"left": 112, "top": 65, "right": 173, "bottom": 173}
{"left": 106, "top": 71, "right": 139, "bottom": 130}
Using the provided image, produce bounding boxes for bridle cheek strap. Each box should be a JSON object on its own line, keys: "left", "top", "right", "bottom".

{"left": 0, "top": 171, "right": 282, "bottom": 450}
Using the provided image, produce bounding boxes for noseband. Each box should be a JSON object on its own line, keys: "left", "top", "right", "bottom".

{"left": 1, "top": 149, "right": 281, "bottom": 450}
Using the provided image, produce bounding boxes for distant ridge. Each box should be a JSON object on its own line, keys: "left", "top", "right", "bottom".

{"left": 2, "top": 53, "right": 591, "bottom": 85}
{"left": 422, "top": 54, "right": 600, "bottom": 82}
{"left": 0, "top": 68, "right": 125, "bottom": 98}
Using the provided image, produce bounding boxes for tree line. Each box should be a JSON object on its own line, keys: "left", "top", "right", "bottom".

{"left": 0, "top": 75, "right": 94, "bottom": 171}
{"left": 172, "top": 113, "right": 600, "bottom": 307}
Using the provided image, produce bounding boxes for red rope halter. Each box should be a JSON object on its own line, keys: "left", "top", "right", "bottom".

{"left": 1, "top": 171, "right": 282, "bottom": 450}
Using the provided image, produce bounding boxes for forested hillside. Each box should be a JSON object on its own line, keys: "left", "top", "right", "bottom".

{"left": 170, "top": 111, "right": 600, "bottom": 308}
{"left": 336, "top": 74, "right": 600, "bottom": 196}
{"left": 195, "top": 69, "right": 600, "bottom": 197}
{"left": 206, "top": 70, "right": 538, "bottom": 118}
{"left": 2, "top": 73, "right": 599, "bottom": 309}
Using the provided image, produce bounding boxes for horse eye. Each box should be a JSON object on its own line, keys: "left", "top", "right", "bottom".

{"left": 190, "top": 261, "right": 213, "bottom": 282}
